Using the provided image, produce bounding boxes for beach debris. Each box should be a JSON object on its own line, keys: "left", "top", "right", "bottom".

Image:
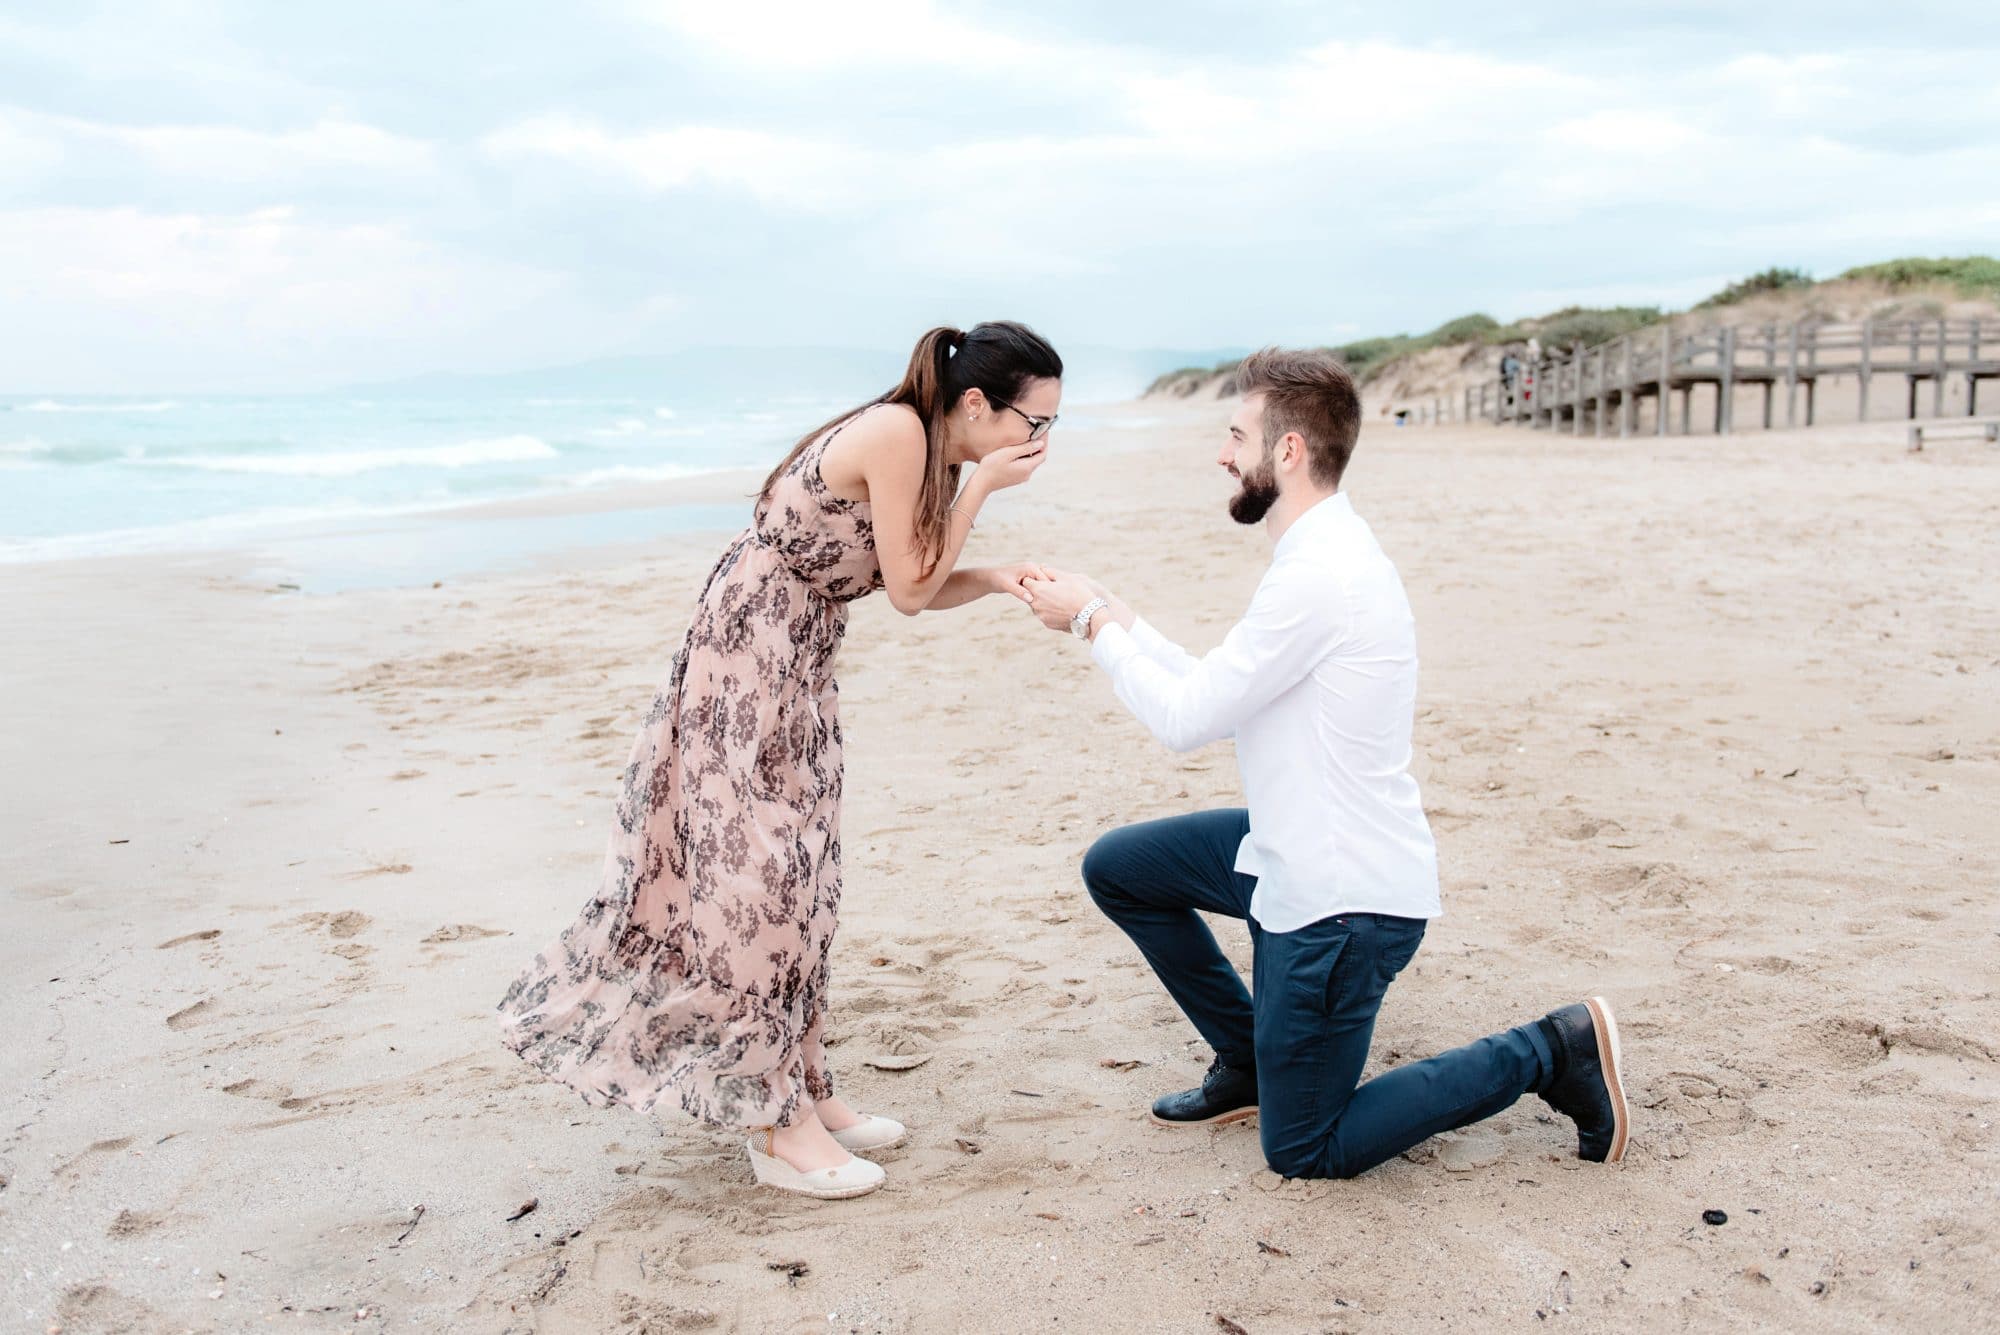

{"left": 870, "top": 957, "right": 891, "bottom": 966}
{"left": 422, "top": 923, "right": 509, "bottom": 943}
{"left": 1034, "top": 1212, "right": 1061, "bottom": 1221}
{"left": 1256, "top": 1240, "right": 1289, "bottom": 1257}
{"left": 767, "top": 1260, "right": 809, "bottom": 1284}
{"left": 109, "top": 838, "right": 129, "bottom": 845}
{"left": 392, "top": 1204, "right": 426, "bottom": 1245}
{"left": 529, "top": 1258, "right": 567, "bottom": 1302}
{"left": 1134, "top": 1234, "right": 1165, "bottom": 1247}
{"left": 952, "top": 1138, "right": 981, "bottom": 1155}
{"left": 505, "top": 1197, "right": 539, "bottom": 1222}
{"left": 1438, "top": 1130, "right": 1505, "bottom": 1172}
{"left": 1703, "top": 1209, "right": 1728, "bottom": 1226}
{"left": 1215, "top": 1317, "right": 1250, "bottom": 1334}
{"left": 155, "top": 929, "right": 220, "bottom": 949}
{"left": 1010, "top": 1089, "right": 1045, "bottom": 1098}
{"left": 1809, "top": 1281, "right": 1827, "bottom": 1296}
{"left": 1099, "top": 1057, "right": 1146, "bottom": 1072}
{"left": 1780, "top": 768, "right": 1800, "bottom": 779}
{"left": 865, "top": 1052, "right": 932, "bottom": 1071}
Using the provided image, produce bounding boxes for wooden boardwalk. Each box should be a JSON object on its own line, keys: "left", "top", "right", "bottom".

{"left": 1457, "top": 317, "right": 2000, "bottom": 436}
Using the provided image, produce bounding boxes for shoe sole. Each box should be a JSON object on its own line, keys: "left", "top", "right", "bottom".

{"left": 1147, "top": 1106, "right": 1259, "bottom": 1128}
{"left": 1584, "top": 995, "right": 1630, "bottom": 1164}
{"left": 745, "top": 1143, "right": 886, "bottom": 1199}
{"left": 832, "top": 1129, "right": 908, "bottom": 1153}
{"left": 748, "top": 1164, "right": 884, "bottom": 1199}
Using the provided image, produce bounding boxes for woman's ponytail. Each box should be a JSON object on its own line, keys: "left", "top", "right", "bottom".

{"left": 759, "top": 320, "right": 1061, "bottom": 579}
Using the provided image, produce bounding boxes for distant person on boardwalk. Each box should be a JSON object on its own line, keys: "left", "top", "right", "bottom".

{"left": 1020, "top": 347, "right": 1631, "bottom": 1180}
{"left": 498, "top": 322, "right": 1064, "bottom": 1200}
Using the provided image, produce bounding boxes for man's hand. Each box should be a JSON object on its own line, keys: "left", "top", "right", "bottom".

{"left": 1022, "top": 569, "right": 1100, "bottom": 633}
{"left": 990, "top": 561, "right": 1054, "bottom": 605}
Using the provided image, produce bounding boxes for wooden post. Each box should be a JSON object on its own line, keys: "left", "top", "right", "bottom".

{"left": 1971, "top": 320, "right": 1983, "bottom": 416}
{"left": 1679, "top": 385, "right": 1691, "bottom": 435}
{"left": 1572, "top": 347, "right": 1584, "bottom": 437}
{"left": 1613, "top": 337, "right": 1626, "bottom": 438}
{"left": 1658, "top": 326, "right": 1671, "bottom": 436}
{"left": 1718, "top": 327, "right": 1737, "bottom": 435}
{"left": 1760, "top": 323, "right": 1775, "bottom": 428}
{"left": 1593, "top": 348, "right": 1605, "bottom": 438}
{"left": 1907, "top": 322, "right": 1920, "bottom": 419}
{"left": 1784, "top": 322, "right": 1800, "bottom": 426}
{"left": 1858, "top": 318, "right": 1872, "bottom": 421}
{"left": 1595, "top": 348, "right": 1606, "bottom": 437}
{"left": 1804, "top": 324, "right": 1818, "bottom": 426}
{"left": 1933, "top": 317, "right": 1948, "bottom": 416}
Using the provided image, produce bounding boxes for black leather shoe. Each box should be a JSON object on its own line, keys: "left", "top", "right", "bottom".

{"left": 1538, "top": 996, "right": 1630, "bottom": 1163}
{"left": 1148, "top": 1056, "right": 1258, "bottom": 1127}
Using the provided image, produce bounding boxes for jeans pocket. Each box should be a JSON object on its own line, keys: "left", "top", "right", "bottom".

{"left": 1374, "top": 921, "right": 1427, "bottom": 985}
{"left": 1280, "top": 919, "right": 1354, "bottom": 1018}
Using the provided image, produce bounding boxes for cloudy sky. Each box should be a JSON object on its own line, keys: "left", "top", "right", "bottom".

{"left": 3, "top": 1, "right": 1996, "bottom": 393}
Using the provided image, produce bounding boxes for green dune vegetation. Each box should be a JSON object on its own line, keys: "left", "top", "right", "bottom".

{"left": 1144, "top": 255, "right": 2000, "bottom": 399}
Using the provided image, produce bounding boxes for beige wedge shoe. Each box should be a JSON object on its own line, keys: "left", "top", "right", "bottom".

{"left": 828, "top": 1115, "right": 908, "bottom": 1154}
{"left": 744, "top": 1128, "right": 885, "bottom": 1199}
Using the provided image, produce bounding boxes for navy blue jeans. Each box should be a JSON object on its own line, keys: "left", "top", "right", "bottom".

{"left": 1083, "top": 809, "right": 1556, "bottom": 1179}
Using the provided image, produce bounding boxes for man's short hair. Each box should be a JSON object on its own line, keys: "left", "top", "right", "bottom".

{"left": 1235, "top": 347, "right": 1361, "bottom": 489}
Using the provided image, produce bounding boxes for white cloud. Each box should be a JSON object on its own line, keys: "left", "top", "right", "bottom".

{"left": 627, "top": 0, "right": 1038, "bottom": 69}
{"left": 0, "top": 205, "right": 572, "bottom": 389}
{"left": 1548, "top": 110, "right": 1702, "bottom": 153}
{"left": 107, "top": 116, "right": 437, "bottom": 179}
{"left": 0, "top": 108, "right": 437, "bottom": 188}
{"left": 482, "top": 116, "right": 867, "bottom": 208}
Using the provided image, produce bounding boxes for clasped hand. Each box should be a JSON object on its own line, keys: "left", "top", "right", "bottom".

{"left": 1020, "top": 569, "right": 1108, "bottom": 633}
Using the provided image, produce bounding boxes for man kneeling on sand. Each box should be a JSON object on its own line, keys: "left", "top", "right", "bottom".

{"left": 1022, "top": 347, "right": 1629, "bottom": 1179}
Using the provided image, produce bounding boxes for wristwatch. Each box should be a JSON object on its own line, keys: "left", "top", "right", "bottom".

{"left": 1071, "top": 596, "right": 1109, "bottom": 640}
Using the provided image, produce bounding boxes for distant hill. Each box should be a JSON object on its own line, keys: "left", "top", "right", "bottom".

{"left": 1145, "top": 256, "right": 2000, "bottom": 410}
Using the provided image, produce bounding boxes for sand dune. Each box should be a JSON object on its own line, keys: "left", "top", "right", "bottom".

{"left": 4, "top": 402, "right": 1996, "bottom": 1332}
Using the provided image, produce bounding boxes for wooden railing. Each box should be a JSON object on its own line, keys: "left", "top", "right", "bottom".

{"left": 1463, "top": 317, "right": 1999, "bottom": 436}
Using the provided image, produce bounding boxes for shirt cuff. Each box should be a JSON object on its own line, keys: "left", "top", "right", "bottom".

{"left": 1089, "top": 618, "right": 1141, "bottom": 672}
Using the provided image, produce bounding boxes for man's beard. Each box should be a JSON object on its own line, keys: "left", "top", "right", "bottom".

{"left": 1227, "top": 452, "right": 1280, "bottom": 525}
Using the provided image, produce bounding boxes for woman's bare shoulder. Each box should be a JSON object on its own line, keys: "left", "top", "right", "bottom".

{"left": 847, "top": 401, "right": 924, "bottom": 449}
{"left": 822, "top": 402, "right": 925, "bottom": 496}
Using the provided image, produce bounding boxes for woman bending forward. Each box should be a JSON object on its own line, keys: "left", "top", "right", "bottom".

{"left": 497, "top": 322, "right": 1063, "bottom": 1198}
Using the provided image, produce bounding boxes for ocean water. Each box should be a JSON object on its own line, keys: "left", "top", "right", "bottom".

{"left": 0, "top": 392, "right": 853, "bottom": 564}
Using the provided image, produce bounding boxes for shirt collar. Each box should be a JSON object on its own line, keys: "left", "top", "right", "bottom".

{"left": 1273, "top": 491, "right": 1352, "bottom": 559}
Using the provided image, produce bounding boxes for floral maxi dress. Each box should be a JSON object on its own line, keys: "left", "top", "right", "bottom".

{"left": 497, "top": 420, "right": 884, "bottom": 1128}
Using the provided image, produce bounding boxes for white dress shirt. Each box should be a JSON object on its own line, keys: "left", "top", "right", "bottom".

{"left": 1089, "top": 492, "right": 1441, "bottom": 932}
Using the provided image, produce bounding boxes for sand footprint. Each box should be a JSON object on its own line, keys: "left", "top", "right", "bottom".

{"left": 422, "top": 923, "right": 510, "bottom": 943}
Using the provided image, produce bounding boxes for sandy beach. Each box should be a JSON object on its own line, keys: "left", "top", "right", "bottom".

{"left": 5, "top": 400, "right": 1997, "bottom": 1333}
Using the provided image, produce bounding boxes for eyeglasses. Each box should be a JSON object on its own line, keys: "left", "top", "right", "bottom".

{"left": 988, "top": 395, "right": 1056, "bottom": 441}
